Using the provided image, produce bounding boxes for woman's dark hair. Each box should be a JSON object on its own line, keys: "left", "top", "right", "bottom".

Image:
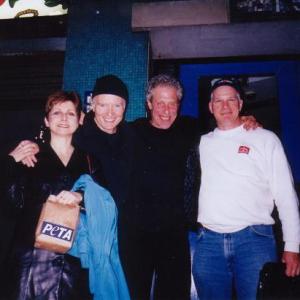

{"left": 45, "top": 91, "right": 82, "bottom": 118}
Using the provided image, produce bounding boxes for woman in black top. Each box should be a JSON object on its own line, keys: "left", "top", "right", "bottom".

{"left": 5, "top": 91, "right": 91, "bottom": 299}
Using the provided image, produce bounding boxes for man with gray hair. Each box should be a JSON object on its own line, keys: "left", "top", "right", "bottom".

{"left": 121, "top": 74, "right": 199, "bottom": 300}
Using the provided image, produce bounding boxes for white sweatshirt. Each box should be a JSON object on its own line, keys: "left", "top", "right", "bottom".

{"left": 198, "top": 125, "right": 300, "bottom": 252}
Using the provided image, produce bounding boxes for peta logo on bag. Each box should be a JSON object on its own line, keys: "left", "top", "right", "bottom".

{"left": 41, "top": 221, "right": 74, "bottom": 242}
{"left": 35, "top": 201, "right": 80, "bottom": 253}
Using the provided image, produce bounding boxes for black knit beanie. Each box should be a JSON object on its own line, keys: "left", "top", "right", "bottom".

{"left": 92, "top": 75, "right": 129, "bottom": 103}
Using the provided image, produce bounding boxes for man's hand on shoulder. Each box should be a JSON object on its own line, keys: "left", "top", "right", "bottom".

{"left": 282, "top": 251, "right": 300, "bottom": 277}
{"left": 9, "top": 140, "right": 39, "bottom": 167}
{"left": 240, "top": 115, "right": 261, "bottom": 131}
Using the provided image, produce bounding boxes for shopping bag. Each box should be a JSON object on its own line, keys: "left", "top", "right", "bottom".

{"left": 34, "top": 197, "right": 80, "bottom": 253}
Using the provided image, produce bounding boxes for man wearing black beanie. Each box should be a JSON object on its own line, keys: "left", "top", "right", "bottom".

{"left": 74, "top": 74, "right": 135, "bottom": 211}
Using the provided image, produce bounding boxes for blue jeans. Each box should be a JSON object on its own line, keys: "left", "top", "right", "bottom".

{"left": 192, "top": 225, "right": 277, "bottom": 300}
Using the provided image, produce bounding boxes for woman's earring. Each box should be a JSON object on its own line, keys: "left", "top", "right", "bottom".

{"left": 35, "top": 125, "right": 46, "bottom": 143}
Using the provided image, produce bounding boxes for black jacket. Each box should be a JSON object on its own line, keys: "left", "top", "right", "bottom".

{"left": 74, "top": 112, "right": 136, "bottom": 211}
{"left": 4, "top": 143, "right": 89, "bottom": 248}
{"left": 2, "top": 143, "right": 91, "bottom": 299}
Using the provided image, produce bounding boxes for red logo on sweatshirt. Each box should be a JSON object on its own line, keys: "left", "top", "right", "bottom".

{"left": 238, "top": 145, "right": 250, "bottom": 154}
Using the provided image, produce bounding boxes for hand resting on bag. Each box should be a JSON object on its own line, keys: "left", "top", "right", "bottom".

{"left": 48, "top": 191, "right": 83, "bottom": 206}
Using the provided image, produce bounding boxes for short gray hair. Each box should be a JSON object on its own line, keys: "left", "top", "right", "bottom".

{"left": 146, "top": 74, "right": 183, "bottom": 102}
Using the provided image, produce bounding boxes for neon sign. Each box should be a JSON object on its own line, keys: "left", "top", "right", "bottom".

{"left": 0, "top": 0, "right": 68, "bottom": 19}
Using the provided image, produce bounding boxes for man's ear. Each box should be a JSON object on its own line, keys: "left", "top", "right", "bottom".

{"left": 147, "top": 100, "right": 153, "bottom": 111}
{"left": 91, "top": 99, "right": 95, "bottom": 112}
{"left": 208, "top": 101, "right": 213, "bottom": 114}
{"left": 91, "top": 96, "right": 99, "bottom": 112}
{"left": 44, "top": 117, "right": 49, "bottom": 127}
{"left": 239, "top": 99, "right": 243, "bottom": 112}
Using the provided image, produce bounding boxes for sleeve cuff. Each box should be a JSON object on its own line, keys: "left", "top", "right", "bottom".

{"left": 284, "top": 242, "right": 300, "bottom": 253}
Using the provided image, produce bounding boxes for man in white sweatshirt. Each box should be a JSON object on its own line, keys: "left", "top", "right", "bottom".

{"left": 193, "top": 79, "right": 300, "bottom": 300}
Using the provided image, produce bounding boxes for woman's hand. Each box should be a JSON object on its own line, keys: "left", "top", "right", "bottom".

{"left": 52, "top": 191, "right": 83, "bottom": 206}
{"left": 9, "top": 140, "right": 39, "bottom": 167}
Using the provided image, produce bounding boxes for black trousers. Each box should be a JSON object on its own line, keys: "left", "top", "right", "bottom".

{"left": 119, "top": 229, "right": 191, "bottom": 300}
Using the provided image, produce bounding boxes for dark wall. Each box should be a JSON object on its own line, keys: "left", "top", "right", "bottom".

{"left": 0, "top": 52, "right": 65, "bottom": 152}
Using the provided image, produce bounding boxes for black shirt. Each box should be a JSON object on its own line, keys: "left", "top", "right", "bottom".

{"left": 129, "top": 116, "right": 200, "bottom": 232}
